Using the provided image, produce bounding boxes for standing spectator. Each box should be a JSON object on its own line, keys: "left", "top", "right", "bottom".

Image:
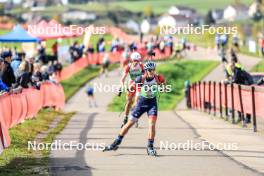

{"left": 0, "top": 57, "right": 9, "bottom": 93}
{"left": 215, "top": 34, "right": 221, "bottom": 51}
{"left": 1, "top": 51, "right": 16, "bottom": 88}
{"left": 232, "top": 34, "right": 240, "bottom": 51}
{"left": 101, "top": 53, "right": 110, "bottom": 77}
{"left": 54, "top": 60, "right": 63, "bottom": 78}
{"left": 41, "top": 65, "right": 50, "bottom": 81}
{"left": 96, "top": 37, "right": 105, "bottom": 53}
{"left": 11, "top": 52, "right": 22, "bottom": 76}
{"left": 52, "top": 41, "right": 58, "bottom": 63}
{"left": 37, "top": 41, "right": 47, "bottom": 64}
{"left": 69, "top": 41, "right": 80, "bottom": 62}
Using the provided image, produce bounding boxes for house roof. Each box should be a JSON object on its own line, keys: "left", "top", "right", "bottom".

{"left": 229, "top": 3, "right": 248, "bottom": 11}
{"left": 172, "top": 5, "right": 197, "bottom": 12}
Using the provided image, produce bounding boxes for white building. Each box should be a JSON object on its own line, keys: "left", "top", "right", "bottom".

{"left": 158, "top": 14, "right": 193, "bottom": 28}
{"left": 223, "top": 4, "right": 249, "bottom": 21}
{"left": 168, "top": 5, "right": 197, "bottom": 18}
{"left": 62, "top": 11, "right": 96, "bottom": 21}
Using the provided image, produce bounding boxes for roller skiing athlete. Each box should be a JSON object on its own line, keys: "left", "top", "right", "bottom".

{"left": 120, "top": 51, "right": 144, "bottom": 128}
{"left": 104, "top": 61, "right": 166, "bottom": 156}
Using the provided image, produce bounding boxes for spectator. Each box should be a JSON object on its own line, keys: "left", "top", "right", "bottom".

{"left": 11, "top": 52, "right": 23, "bottom": 76}
{"left": 41, "top": 65, "right": 50, "bottom": 81}
{"left": 32, "top": 62, "right": 43, "bottom": 89}
{"left": 230, "top": 48, "right": 238, "bottom": 63}
{"left": 69, "top": 41, "right": 80, "bottom": 62}
{"left": 14, "top": 60, "right": 32, "bottom": 89}
{"left": 0, "top": 57, "right": 9, "bottom": 92}
{"left": 100, "top": 53, "right": 110, "bottom": 77}
{"left": 96, "top": 37, "right": 105, "bottom": 53}
{"left": 87, "top": 44, "right": 95, "bottom": 54}
{"left": 230, "top": 62, "right": 253, "bottom": 85}
{"left": 1, "top": 51, "right": 16, "bottom": 88}
{"left": 48, "top": 61, "right": 55, "bottom": 74}
{"left": 232, "top": 34, "right": 239, "bottom": 51}
{"left": 54, "top": 60, "right": 63, "bottom": 78}
{"left": 52, "top": 41, "right": 58, "bottom": 63}
{"left": 37, "top": 41, "right": 47, "bottom": 64}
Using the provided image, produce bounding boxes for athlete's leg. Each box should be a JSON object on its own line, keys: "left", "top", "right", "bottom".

{"left": 104, "top": 99, "right": 146, "bottom": 151}
{"left": 121, "top": 92, "right": 135, "bottom": 127}
{"left": 125, "top": 93, "right": 134, "bottom": 116}
{"left": 148, "top": 116, "right": 157, "bottom": 140}
{"left": 146, "top": 102, "right": 158, "bottom": 156}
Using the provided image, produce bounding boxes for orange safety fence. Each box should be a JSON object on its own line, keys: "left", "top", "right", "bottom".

{"left": 189, "top": 81, "right": 264, "bottom": 132}
{"left": 0, "top": 82, "right": 65, "bottom": 153}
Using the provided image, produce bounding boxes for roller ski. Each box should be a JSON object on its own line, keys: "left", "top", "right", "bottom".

{"left": 103, "top": 139, "right": 121, "bottom": 152}
{"left": 147, "top": 146, "right": 157, "bottom": 156}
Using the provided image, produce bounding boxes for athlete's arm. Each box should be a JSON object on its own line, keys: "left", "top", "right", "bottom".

{"left": 120, "top": 65, "right": 130, "bottom": 86}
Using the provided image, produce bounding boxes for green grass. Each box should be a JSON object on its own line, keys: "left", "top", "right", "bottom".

{"left": 61, "top": 63, "right": 118, "bottom": 101}
{"left": 61, "top": 65, "right": 100, "bottom": 100}
{"left": 112, "top": 0, "right": 252, "bottom": 15}
{"left": 252, "top": 59, "right": 264, "bottom": 72}
{"left": 0, "top": 109, "right": 74, "bottom": 176}
{"left": 108, "top": 59, "right": 219, "bottom": 111}
{"left": 9, "top": 0, "right": 253, "bottom": 17}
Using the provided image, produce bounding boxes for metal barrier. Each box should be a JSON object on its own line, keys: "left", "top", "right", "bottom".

{"left": 189, "top": 81, "right": 264, "bottom": 132}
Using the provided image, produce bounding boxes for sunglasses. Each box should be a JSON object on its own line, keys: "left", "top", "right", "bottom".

{"left": 146, "top": 69, "right": 155, "bottom": 72}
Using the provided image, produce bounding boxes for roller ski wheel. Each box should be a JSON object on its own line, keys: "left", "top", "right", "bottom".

{"left": 147, "top": 146, "right": 157, "bottom": 157}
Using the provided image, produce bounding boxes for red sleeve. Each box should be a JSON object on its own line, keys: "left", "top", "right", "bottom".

{"left": 124, "top": 65, "right": 130, "bottom": 74}
{"left": 157, "top": 74, "right": 166, "bottom": 84}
